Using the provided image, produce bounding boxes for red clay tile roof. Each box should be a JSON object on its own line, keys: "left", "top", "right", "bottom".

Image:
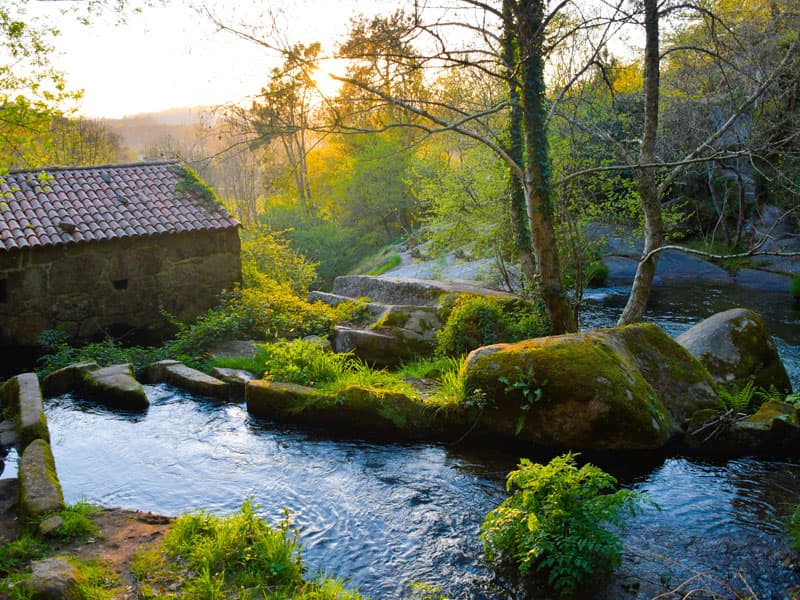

{"left": 0, "top": 161, "right": 239, "bottom": 251}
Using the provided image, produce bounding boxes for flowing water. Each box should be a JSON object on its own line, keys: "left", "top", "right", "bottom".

{"left": 5, "top": 281, "right": 800, "bottom": 598}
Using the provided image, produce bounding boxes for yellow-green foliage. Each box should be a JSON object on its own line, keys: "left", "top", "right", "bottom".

{"left": 241, "top": 230, "right": 317, "bottom": 295}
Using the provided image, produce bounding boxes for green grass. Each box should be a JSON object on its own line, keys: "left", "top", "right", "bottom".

{"left": 131, "top": 500, "right": 366, "bottom": 600}
{"left": 0, "top": 535, "right": 47, "bottom": 577}
{"left": 348, "top": 241, "right": 403, "bottom": 277}
{"left": 48, "top": 501, "right": 101, "bottom": 542}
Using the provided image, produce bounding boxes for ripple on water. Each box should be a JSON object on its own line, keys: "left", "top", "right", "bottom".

{"left": 45, "top": 375, "right": 800, "bottom": 600}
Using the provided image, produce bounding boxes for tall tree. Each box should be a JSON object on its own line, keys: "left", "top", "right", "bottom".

{"left": 247, "top": 43, "right": 322, "bottom": 217}
{"left": 331, "top": 1, "right": 581, "bottom": 333}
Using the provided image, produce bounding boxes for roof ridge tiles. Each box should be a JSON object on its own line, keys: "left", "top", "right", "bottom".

{"left": 5, "top": 160, "right": 179, "bottom": 176}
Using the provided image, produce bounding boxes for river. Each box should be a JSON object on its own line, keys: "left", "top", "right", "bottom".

{"left": 6, "top": 280, "right": 800, "bottom": 598}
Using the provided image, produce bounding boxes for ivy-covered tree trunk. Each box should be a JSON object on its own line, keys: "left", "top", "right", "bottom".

{"left": 618, "top": 0, "right": 662, "bottom": 326}
{"left": 502, "top": 0, "right": 537, "bottom": 287}
{"left": 515, "top": 0, "right": 576, "bottom": 334}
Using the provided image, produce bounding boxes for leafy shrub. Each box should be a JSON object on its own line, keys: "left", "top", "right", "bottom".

{"left": 36, "top": 333, "right": 171, "bottom": 379}
{"left": 241, "top": 229, "right": 317, "bottom": 295}
{"left": 436, "top": 296, "right": 548, "bottom": 356}
{"left": 50, "top": 501, "right": 101, "bottom": 541}
{"left": 481, "top": 453, "right": 646, "bottom": 597}
{"left": 0, "top": 535, "right": 47, "bottom": 576}
{"left": 585, "top": 259, "right": 609, "bottom": 287}
{"left": 132, "top": 500, "right": 365, "bottom": 599}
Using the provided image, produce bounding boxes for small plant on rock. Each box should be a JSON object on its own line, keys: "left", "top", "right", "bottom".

{"left": 481, "top": 453, "right": 648, "bottom": 598}
{"left": 718, "top": 379, "right": 757, "bottom": 414}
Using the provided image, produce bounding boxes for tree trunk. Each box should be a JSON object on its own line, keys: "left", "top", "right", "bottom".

{"left": 515, "top": 0, "right": 576, "bottom": 333}
{"left": 503, "top": 0, "right": 537, "bottom": 286}
{"left": 618, "top": 0, "right": 662, "bottom": 326}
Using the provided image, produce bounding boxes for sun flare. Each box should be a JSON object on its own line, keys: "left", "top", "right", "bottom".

{"left": 312, "top": 57, "right": 350, "bottom": 98}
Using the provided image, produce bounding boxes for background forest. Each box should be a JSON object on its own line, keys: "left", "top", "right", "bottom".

{"left": 2, "top": 0, "right": 799, "bottom": 327}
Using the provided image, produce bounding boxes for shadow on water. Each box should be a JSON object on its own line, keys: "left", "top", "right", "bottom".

{"left": 20, "top": 281, "right": 800, "bottom": 598}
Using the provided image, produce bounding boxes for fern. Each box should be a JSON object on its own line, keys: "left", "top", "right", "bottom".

{"left": 718, "top": 379, "right": 757, "bottom": 414}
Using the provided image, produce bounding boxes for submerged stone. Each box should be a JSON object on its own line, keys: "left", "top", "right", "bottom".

{"left": 676, "top": 308, "right": 791, "bottom": 394}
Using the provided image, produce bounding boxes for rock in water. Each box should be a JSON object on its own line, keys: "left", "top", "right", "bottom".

{"left": 462, "top": 323, "right": 721, "bottom": 450}
{"left": 676, "top": 308, "right": 791, "bottom": 394}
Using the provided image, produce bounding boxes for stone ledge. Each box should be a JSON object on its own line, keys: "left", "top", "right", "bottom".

{"left": 1, "top": 372, "right": 50, "bottom": 449}
{"left": 19, "top": 438, "right": 64, "bottom": 522}
{"left": 147, "top": 360, "right": 230, "bottom": 400}
{"left": 42, "top": 362, "right": 149, "bottom": 411}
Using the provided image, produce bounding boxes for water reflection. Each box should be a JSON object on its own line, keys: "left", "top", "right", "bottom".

{"left": 44, "top": 385, "right": 800, "bottom": 599}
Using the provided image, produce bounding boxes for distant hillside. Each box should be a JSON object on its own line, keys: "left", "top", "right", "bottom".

{"left": 106, "top": 107, "right": 213, "bottom": 159}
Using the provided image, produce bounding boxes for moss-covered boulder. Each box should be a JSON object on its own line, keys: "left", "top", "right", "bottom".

{"left": 731, "top": 401, "right": 800, "bottom": 451}
{"left": 246, "top": 380, "right": 447, "bottom": 439}
{"left": 676, "top": 308, "right": 791, "bottom": 394}
{"left": 603, "top": 324, "right": 722, "bottom": 431}
{"left": 1, "top": 373, "right": 50, "bottom": 449}
{"left": 19, "top": 438, "right": 64, "bottom": 521}
{"left": 462, "top": 328, "right": 673, "bottom": 450}
{"left": 332, "top": 326, "right": 414, "bottom": 368}
{"left": 43, "top": 362, "right": 148, "bottom": 410}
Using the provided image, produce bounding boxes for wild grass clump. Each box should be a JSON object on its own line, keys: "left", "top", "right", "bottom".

{"left": 48, "top": 501, "right": 101, "bottom": 542}
{"left": 481, "top": 453, "right": 648, "bottom": 598}
{"left": 132, "top": 500, "right": 365, "bottom": 600}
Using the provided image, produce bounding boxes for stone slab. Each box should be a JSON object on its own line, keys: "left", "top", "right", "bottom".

{"left": 148, "top": 360, "right": 229, "bottom": 400}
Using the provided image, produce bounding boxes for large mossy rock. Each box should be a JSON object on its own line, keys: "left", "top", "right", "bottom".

{"left": 604, "top": 324, "right": 722, "bottom": 431}
{"left": 462, "top": 323, "right": 721, "bottom": 450}
{"left": 19, "top": 438, "right": 64, "bottom": 521}
{"left": 676, "top": 308, "right": 791, "bottom": 394}
{"left": 43, "top": 362, "right": 148, "bottom": 411}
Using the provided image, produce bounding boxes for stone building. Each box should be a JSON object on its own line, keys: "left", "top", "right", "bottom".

{"left": 0, "top": 161, "right": 241, "bottom": 349}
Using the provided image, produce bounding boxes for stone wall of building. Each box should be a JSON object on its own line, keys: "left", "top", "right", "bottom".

{"left": 0, "top": 229, "right": 241, "bottom": 347}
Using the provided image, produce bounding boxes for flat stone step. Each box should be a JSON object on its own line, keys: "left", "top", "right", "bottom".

{"left": 147, "top": 360, "right": 229, "bottom": 400}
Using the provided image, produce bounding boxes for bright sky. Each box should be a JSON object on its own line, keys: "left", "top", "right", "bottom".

{"left": 31, "top": 0, "right": 396, "bottom": 119}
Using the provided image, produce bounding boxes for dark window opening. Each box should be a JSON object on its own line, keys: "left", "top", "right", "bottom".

{"left": 113, "top": 279, "right": 128, "bottom": 290}
{"left": 0, "top": 279, "right": 6, "bottom": 302}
